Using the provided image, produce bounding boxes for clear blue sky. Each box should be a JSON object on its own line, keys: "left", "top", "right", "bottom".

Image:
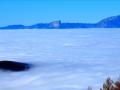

{"left": 0, "top": 0, "right": 120, "bottom": 26}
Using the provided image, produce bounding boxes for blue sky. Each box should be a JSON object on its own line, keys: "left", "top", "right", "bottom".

{"left": 0, "top": 0, "right": 120, "bottom": 26}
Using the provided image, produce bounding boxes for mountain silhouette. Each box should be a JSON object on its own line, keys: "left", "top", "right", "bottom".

{"left": 96, "top": 15, "right": 120, "bottom": 28}
{"left": 0, "top": 15, "right": 120, "bottom": 29}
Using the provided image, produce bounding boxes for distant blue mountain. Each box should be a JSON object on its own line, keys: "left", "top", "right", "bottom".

{"left": 0, "top": 25, "right": 26, "bottom": 29}
{"left": 96, "top": 15, "right": 120, "bottom": 28}
{"left": 0, "top": 15, "right": 120, "bottom": 29}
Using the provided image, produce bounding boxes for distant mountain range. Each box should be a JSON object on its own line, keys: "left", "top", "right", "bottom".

{"left": 0, "top": 15, "right": 120, "bottom": 29}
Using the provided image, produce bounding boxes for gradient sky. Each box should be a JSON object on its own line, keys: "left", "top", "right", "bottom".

{"left": 0, "top": 0, "right": 120, "bottom": 26}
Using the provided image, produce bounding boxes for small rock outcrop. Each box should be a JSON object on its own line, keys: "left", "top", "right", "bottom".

{"left": 0, "top": 60, "right": 30, "bottom": 71}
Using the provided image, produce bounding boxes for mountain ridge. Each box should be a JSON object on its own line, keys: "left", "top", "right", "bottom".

{"left": 0, "top": 15, "right": 120, "bottom": 29}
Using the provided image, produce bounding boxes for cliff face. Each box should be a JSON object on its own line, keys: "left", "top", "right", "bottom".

{"left": 49, "top": 21, "right": 61, "bottom": 28}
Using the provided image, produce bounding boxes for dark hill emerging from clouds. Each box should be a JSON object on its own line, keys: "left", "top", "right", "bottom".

{"left": 96, "top": 15, "right": 120, "bottom": 28}
{"left": 0, "top": 15, "right": 120, "bottom": 29}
